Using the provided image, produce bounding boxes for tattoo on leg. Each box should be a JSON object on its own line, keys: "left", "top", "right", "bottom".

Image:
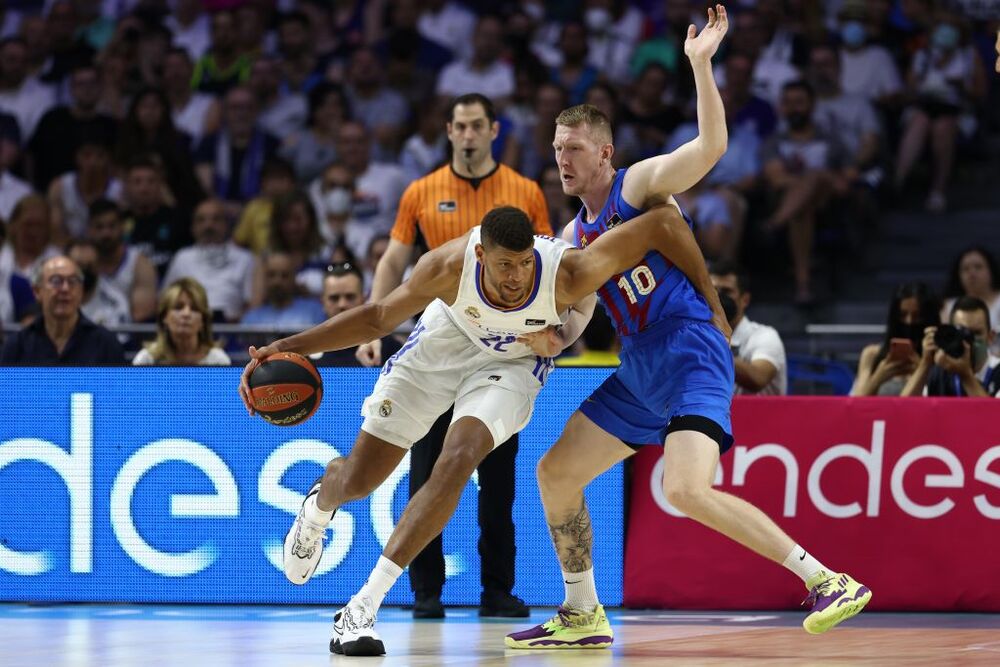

{"left": 548, "top": 497, "right": 593, "bottom": 573}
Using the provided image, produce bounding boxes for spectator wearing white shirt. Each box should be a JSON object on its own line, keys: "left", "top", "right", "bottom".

{"left": 710, "top": 261, "right": 788, "bottom": 396}
{"left": 66, "top": 238, "right": 130, "bottom": 334}
{"left": 309, "top": 162, "right": 377, "bottom": 264}
{"left": 836, "top": 2, "right": 902, "bottom": 106}
{"left": 892, "top": 15, "right": 986, "bottom": 213}
{"left": 164, "top": 0, "right": 211, "bottom": 60}
{"left": 418, "top": 0, "right": 475, "bottom": 61}
{"left": 345, "top": 47, "right": 411, "bottom": 163}
{"left": 0, "top": 37, "right": 57, "bottom": 143}
{"left": 435, "top": 15, "right": 514, "bottom": 105}
{"left": 162, "top": 199, "right": 254, "bottom": 323}
{"left": 809, "top": 43, "right": 881, "bottom": 174}
{"left": 164, "top": 48, "right": 220, "bottom": 145}
{"left": 581, "top": 0, "right": 645, "bottom": 82}
{"left": 250, "top": 55, "right": 307, "bottom": 138}
{"left": 400, "top": 101, "right": 448, "bottom": 181}
{"left": 87, "top": 198, "right": 158, "bottom": 324}
{"left": 336, "top": 121, "right": 408, "bottom": 236}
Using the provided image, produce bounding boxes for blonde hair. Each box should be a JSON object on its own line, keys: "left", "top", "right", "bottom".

{"left": 554, "top": 104, "right": 614, "bottom": 144}
{"left": 145, "top": 277, "right": 218, "bottom": 363}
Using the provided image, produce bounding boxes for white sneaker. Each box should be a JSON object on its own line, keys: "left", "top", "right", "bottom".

{"left": 330, "top": 596, "right": 385, "bottom": 656}
{"left": 282, "top": 482, "right": 328, "bottom": 585}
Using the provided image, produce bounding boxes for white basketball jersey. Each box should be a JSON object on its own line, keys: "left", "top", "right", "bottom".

{"left": 442, "top": 227, "right": 573, "bottom": 359}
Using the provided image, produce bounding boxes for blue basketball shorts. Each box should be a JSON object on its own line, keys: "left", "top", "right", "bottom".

{"left": 579, "top": 317, "right": 735, "bottom": 453}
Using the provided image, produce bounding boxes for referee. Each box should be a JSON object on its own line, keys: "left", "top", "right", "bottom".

{"left": 357, "top": 93, "right": 551, "bottom": 619}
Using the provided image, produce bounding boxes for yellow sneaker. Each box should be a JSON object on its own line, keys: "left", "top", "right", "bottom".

{"left": 802, "top": 571, "right": 872, "bottom": 634}
{"left": 505, "top": 604, "right": 613, "bottom": 649}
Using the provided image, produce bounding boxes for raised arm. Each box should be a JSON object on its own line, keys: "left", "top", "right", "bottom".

{"left": 620, "top": 5, "right": 729, "bottom": 208}
{"left": 557, "top": 205, "right": 730, "bottom": 340}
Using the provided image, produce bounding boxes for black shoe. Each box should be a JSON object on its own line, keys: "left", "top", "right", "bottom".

{"left": 479, "top": 591, "right": 529, "bottom": 618}
{"left": 412, "top": 594, "right": 445, "bottom": 619}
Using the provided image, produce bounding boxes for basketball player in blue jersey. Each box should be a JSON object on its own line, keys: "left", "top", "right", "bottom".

{"left": 238, "top": 205, "right": 712, "bottom": 656}
{"left": 507, "top": 5, "right": 870, "bottom": 650}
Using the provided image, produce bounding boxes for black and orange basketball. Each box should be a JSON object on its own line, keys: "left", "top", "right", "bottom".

{"left": 249, "top": 352, "right": 323, "bottom": 426}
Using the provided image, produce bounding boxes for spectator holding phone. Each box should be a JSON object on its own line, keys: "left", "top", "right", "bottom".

{"left": 901, "top": 297, "right": 1000, "bottom": 398}
{"left": 851, "top": 282, "right": 939, "bottom": 396}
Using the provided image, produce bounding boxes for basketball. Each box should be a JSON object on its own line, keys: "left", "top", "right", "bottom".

{"left": 249, "top": 352, "right": 323, "bottom": 426}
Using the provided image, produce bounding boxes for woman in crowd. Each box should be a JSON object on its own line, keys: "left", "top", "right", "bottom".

{"left": 133, "top": 277, "right": 230, "bottom": 365}
{"left": 851, "top": 282, "right": 939, "bottom": 396}
{"left": 255, "top": 191, "right": 329, "bottom": 302}
{"left": 940, "top": 246, "right": 1000, "bottom": 353}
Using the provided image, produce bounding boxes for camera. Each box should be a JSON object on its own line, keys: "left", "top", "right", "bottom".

{"left": 717, "top": 289, "right": 738, "bottom": 328}
{"left": 933, "top": 324, "right": 975, "bottom": 358}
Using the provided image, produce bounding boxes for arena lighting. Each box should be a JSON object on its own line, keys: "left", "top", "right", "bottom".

{"left": 649, "top": 420, "right": 1000, "bottom": 520}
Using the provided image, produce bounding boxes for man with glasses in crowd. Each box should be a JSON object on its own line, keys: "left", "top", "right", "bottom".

{"left": 313, "top": 261, "right": 402, "bottom": 366}
{"left": 1, "top": 255, "right": 124, "bottom": 364}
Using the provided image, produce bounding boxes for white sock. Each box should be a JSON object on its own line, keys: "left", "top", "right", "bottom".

{"left": 562, "top": 568, "right": 599, "bottom": 612}
{"left": 782, "top": 544, "right": 828, "bottom": 585}
{"left": 354, "top": 556, "right": 404, "bottom": 613}
{"left": 302, "top": 492, "right": 333, "bottom": 525}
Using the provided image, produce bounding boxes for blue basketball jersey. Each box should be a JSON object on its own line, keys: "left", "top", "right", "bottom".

{"left": 572, "top": 169, "right": 712, "bottom": 336}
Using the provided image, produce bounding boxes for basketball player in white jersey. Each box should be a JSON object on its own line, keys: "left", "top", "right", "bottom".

{"left": 238, "top": 204, "right": 712, "bottom": 656}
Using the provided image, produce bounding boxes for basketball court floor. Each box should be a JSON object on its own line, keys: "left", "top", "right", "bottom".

{"left": 2, "top": 604, "right": 998, "bottom": 666}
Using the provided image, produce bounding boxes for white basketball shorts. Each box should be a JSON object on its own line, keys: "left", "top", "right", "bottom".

{"left": 360, "top": 301, "right": 551, "bottom": 449}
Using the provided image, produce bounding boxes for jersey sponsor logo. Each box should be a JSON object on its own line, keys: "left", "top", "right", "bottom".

{"left": 488, "top": 375, "right": 502, "bottom": 382}
{"left": 438, "top": 200, "right": 457, "bottom": 212}
{"left": 525, "top": 318, "right": 546, "bottom": 326}
{"left": 464, "top": 306, "right": 481, "bottom": 319}
{"left": 379, "top": 400, "right": 392, "bottom": 417}
{"left": 606, "top": 213, "right": 624, "bottom": 230}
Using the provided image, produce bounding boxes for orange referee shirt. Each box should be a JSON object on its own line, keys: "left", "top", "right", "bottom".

{"left": 390, "top": 163, "right": 552, "bottom": 248}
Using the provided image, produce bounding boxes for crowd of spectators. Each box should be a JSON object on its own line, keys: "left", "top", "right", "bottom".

{"left": 0, "top": 1, "right": 998, "bottom": 385}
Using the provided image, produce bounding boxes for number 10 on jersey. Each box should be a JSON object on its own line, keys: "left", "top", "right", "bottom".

{"left": 617, "top": 264, "right": 657, "bottom": 304}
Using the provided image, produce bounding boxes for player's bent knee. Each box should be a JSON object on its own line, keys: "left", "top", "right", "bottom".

{"left": 536, "top": 451, "right": 581, "bottom": 496}
{"left": 662, "top": 477, "right": 711, "bottom": 516}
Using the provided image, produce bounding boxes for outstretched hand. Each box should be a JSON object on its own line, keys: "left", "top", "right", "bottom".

{"left": 238, "top": 344, "right": 281, "bottom": 415}
{"left": 685, "top": 4, "right": 729, "bottom": 65}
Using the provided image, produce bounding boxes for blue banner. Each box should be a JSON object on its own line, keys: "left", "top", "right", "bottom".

{"left": 0, "top": 368, "right": 622, "bottom": 606}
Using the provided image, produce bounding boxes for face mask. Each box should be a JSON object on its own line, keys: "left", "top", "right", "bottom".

{"left": 585, "top": 8, "right": 611, "bottom": 32}
{"left": 785, "top": 112, "right": 811, "bottom": 131}
{"left": 324, "top": 188, "right": 353, "bottom": 216}
{"left": 840, "top": 21, "right": 866, "bottom": 48}
{"left": 932, "top": 25, "right": 960, "bottom": 51}
{"left": 972, "top": 338, "right": 988, "bottom": 369}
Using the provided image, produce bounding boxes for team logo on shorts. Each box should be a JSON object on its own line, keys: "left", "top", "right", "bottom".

{"left": 465, "top": 306, "right": 481, "bottom": 319}
{"left": 379, "top": 399, "right": 392, "bottom": 417}
{"left": 438, "top": 200, "right": 457, "bottom": 212}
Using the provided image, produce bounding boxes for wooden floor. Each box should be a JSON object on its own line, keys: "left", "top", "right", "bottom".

{"left": 2, "top": 604, "right": 999, "bottom": 666}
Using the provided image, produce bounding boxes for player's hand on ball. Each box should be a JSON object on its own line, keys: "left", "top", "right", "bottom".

{"left": 355, "top": 339, "right": 383, "bottom": 367}
{"left": 517, "top": 326, "right": 563, "bottom": 357}
{"left": 684, "top": 4, "right": 728, "bottom": 65}
{"left": 239, "top": 344, "right": 281, "bottom": 415}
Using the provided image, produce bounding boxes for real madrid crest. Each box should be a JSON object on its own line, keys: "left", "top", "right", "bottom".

{"left": 379, "top": 399, "right": 392, "bottom": 417}
{"left": 465, "top": 306, "right": 481, "bottom": 319}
